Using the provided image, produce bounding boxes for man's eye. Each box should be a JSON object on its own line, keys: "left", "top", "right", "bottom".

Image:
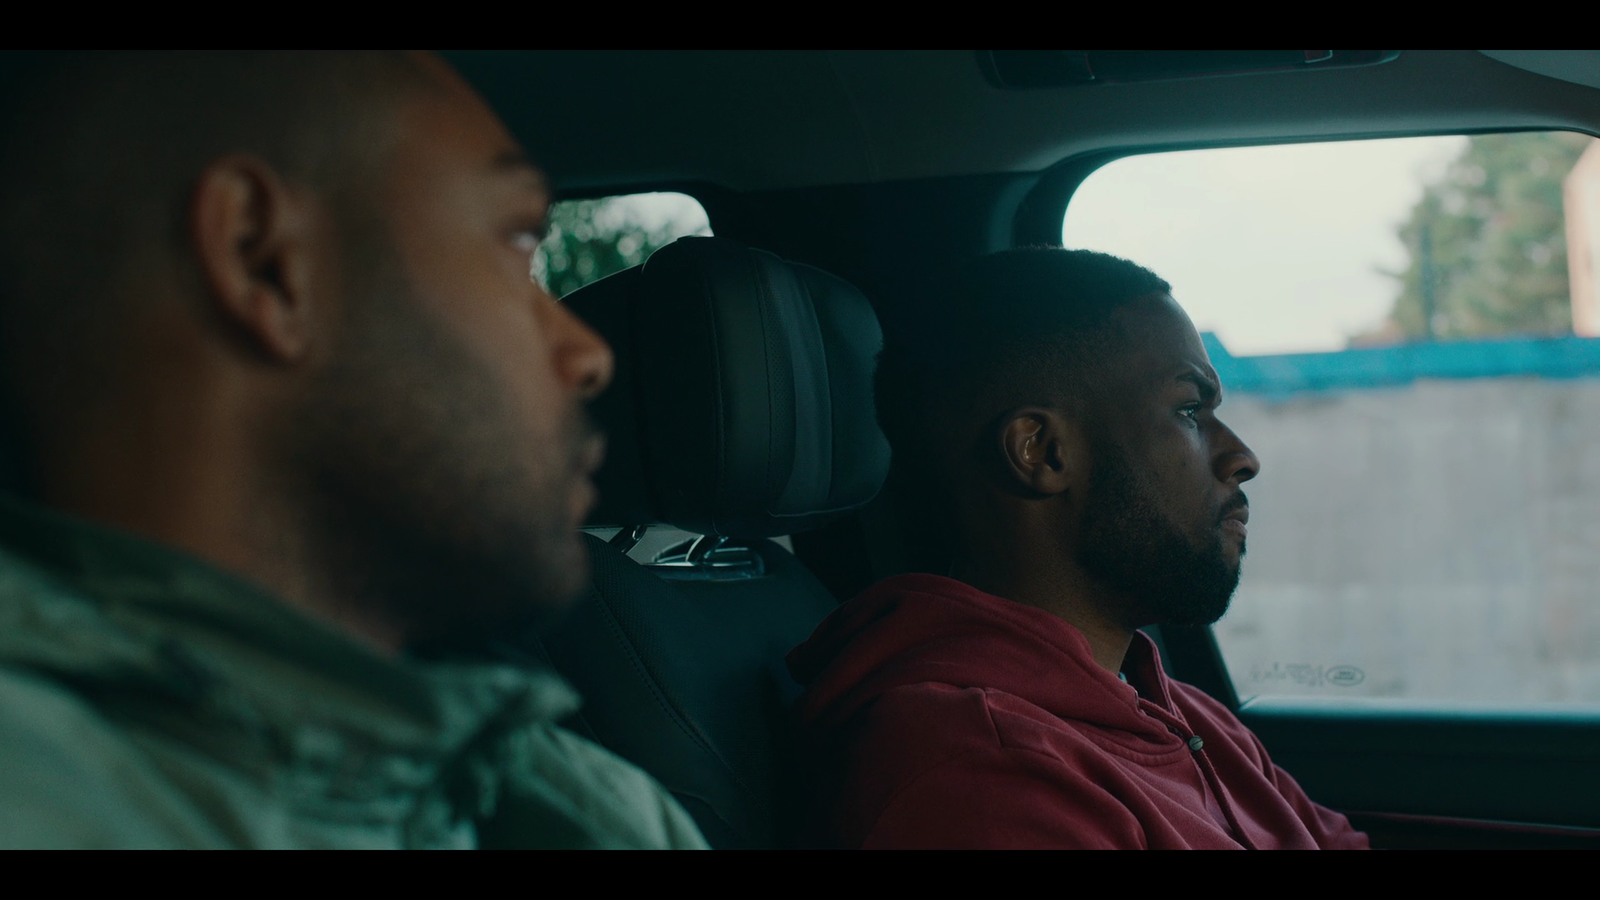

{"left": 1179, "top": 404, "right": 1201, "bottom": 422}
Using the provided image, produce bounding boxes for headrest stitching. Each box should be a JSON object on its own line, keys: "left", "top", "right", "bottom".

{"left": 755, "top": 254, "right": 780, "bottom": 537}
{"left": 700, "top": 260, "right": 730, "bottom": 537}
{"left": 796, "top": 271, "right": 831, "bottom": 507}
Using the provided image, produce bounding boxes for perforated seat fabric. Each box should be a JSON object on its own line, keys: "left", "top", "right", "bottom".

{"left": 524, "top": 237, "right": 889, "bottom": 847}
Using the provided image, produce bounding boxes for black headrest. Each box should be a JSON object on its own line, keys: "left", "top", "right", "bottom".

{"left": 569, "top": 236, "right": 889, "bottom": 539}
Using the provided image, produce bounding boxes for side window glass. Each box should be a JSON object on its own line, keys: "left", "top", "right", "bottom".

{"left": 534, "top": 191, "right": 711, "bottom": 297}
{"left": 1064, "top": 132, "right": 1600, "bottom": 705}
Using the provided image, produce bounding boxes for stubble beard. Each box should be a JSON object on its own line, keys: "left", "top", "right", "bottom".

{"left": 1075, "top": 443, "right": 1243, "bottom": 629}
{"left": 285, "top": 259, "right": 595, "bottom": 651}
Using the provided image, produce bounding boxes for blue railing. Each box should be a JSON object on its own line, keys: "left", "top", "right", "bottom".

{"left": 1205, "top": 332, "right": 1600, "bottom": 396}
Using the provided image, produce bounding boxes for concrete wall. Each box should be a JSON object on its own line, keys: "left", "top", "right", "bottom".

{"left": 1215, "top": 376, "right": 1600, "bottom": 703}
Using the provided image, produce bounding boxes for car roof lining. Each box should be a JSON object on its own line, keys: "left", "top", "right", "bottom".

{"left": 447, "top": 50, "right": 1600, "bottom": 195}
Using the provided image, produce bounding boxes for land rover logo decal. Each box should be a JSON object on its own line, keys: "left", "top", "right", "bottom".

{"left": 1326, "top": 665, "right": 1365, "bottom": 687}
{"left": 1246, "top": 662, "right": 1369, "bottom": 688}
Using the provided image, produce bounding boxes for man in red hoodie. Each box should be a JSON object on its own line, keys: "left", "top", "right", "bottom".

{"left": 786, "top": 249, "right": 1368, "bottom": 849}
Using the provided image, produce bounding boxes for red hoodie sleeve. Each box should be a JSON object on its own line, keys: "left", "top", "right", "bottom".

{"left": 821, "top": 684, "right": 1152, "bottom": 849}
{"left": 1260, "top": 750, "right": 1370, "bottom": 850}
{"left": 1227, "top": 712, "right": 1368, "bottom": 849}
{"left": 1177, "top": 685, "right": 1369, "bottom": 850}
{"left": 862, "top": 746, "right": 1151, "bottom": 850}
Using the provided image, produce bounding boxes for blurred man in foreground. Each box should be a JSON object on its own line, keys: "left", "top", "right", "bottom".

{"left": 0, "top": 52, "right": 704, "bottom": 848}
{"left": 787, "top": 249, "right": 1367, "bottom": 849}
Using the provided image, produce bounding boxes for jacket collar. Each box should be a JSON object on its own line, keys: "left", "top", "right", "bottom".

{"left": 0, "top": 494, "right": 576, "bottom": 766}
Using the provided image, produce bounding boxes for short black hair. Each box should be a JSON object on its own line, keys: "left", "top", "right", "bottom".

{"left": 874, "top": 247, "right": 1172, "bottom": 490}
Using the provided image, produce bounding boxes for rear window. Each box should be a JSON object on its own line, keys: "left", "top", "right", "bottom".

{"left": 535, "top": 191, "right": 711, "bottom": 298}
{"left": 1064, "top": 131, "right": 1600, "bottom": 706}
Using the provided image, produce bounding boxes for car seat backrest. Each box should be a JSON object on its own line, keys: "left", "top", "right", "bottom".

{"left": 529, "top": 236, "right": 889, "bottom": 848}
{"left": 581, "top": 235, "right": 888, "bottom": 537}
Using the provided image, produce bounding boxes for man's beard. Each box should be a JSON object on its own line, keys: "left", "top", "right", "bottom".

{"left": 1075, "top": 443, "right": 1243, "bottom": 628}
{"left": 284, "top": 261, "right": 596, "bottom": 651}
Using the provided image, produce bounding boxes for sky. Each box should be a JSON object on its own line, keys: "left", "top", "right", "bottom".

{"left": 598, "top": 191, "right": 711, "bottom": 237}
{"left": 1061, "top": 136, "right": 1470, "bottom": 357}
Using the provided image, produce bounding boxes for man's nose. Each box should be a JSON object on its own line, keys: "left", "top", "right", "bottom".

{"left": 546, "top": 296, "right": 614, "bottom": 402}
{"left": 1214, "top": 421, "right": 1260, "bottom": 486}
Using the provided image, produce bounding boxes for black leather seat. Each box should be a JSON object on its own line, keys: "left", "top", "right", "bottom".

{"left": 530, "top": 236, "right": 890, "bottom": 848}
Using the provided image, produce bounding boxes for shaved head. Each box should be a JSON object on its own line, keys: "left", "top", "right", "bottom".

{"left": 0, "top": 52, "right": 438, "bottom": 486}
{"left": 0, "top": 52, "right": 615, "bottom": 652}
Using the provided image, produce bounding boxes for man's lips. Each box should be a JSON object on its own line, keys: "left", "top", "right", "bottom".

{"left": 1220, "top": 503, "right": 1249, "bottom": 539}
{"left": 569, "top": 435, "right": 607, "bottom": 525}
{"left": 577, "top": 435, "right": 607, "bottom": 479}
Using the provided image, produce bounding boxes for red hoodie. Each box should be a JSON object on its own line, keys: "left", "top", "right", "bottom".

{"left": 785, "top": 574, "right": 1368, "bottom": 850}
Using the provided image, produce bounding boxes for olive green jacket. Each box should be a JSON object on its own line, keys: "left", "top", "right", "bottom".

{"left": 0, "top": 498, "right": 706, "bottom": 849}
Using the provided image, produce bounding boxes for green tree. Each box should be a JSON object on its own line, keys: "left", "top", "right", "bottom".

{"left": 1374, "top": 131, "right": 1592, "bottom": 343}
{"left": 535, "top": 194, "right": 710, "bottom": 298}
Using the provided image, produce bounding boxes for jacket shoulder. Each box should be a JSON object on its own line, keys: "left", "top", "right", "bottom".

{"left": 0, "top": 665, "right": 225, "bottom": 848}
{"left": 484, "top": 720, "right": 708, "bottom": 849}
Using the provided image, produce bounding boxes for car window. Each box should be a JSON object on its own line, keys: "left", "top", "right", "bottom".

{"left": 1065, "top": 131, "right": 1600, "bottom": 705}
{"left": 535, "top": 191, "right": 711, "bottom": 298}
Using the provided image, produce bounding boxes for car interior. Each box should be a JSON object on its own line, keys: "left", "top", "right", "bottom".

{"left": 443, "top": 50, "right": 1600, "bottom": 849}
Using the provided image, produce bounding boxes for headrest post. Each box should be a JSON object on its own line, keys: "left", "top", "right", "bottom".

{"left": 686, "top": 534, "right": 728, "bottom": 565}
{"left": 609, "top": 524, "right": 650, "bottom": 554}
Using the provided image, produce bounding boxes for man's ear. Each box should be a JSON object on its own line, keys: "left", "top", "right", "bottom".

{"left": 997, "top": 407, "right": 1087, "bottom": 497}
{"left": 190, "top": 155, "right": 323, "bottom": 364}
